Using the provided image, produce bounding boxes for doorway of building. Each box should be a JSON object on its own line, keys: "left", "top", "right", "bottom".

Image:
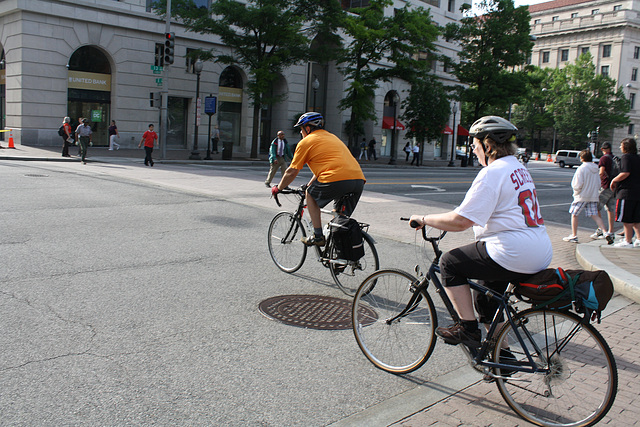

{"left": 166, "top": 97, "right": 188, "bottom": 148}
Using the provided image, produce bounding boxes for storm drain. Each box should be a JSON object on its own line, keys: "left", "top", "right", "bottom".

{"left": 259, "top": 294, "right": 378, "bottom": 330}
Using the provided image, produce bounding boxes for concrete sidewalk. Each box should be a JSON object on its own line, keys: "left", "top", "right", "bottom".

{"left": 3, "top": 143, "right": 639, "bottom": 426}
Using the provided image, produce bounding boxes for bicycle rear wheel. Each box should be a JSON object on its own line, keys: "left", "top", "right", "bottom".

{"left": 330, "top": 231, "right": 379, "bottom": 297}
{"left": 267, "top": 212, "right": 307, "bottom": 273}
{"left": 494, "top": 308, "right": 617, "bottom": 427}
{"left": 352, "top": 269, "right": 437, "bottom": 374}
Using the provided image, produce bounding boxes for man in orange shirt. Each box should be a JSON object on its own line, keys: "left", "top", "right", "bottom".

{"left": 272, "top": 112, "right": 366, "bottom": 246}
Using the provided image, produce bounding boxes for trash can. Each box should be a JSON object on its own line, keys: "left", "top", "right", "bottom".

{"left": 222, "top": 141, "right": 233, "bottom": 160}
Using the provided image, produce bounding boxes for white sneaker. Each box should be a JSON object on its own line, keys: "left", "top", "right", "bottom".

{"left": 613, "top": 240, "right": 634, "bottom": 248}
{"left": 605, "top": 233, "right": 615, "bottom": 244}
{"left": 634, "top": 239, "right": 640, "bottom": 248}
{"left": 590, "top": 228, "right": 603, "bottom": 239}
{"left": 562, "top": 235, "right": 578, "bottom": 243}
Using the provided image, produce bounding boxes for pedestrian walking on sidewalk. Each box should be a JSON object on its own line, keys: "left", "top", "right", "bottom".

{"left": 404, "top": 142, "right": 411, "bottom": 162}
{"left": 212, "top": 125, "right": 220, "bottom": 154}
{"left": 368, "top": 137, "right": 377, "bottom": 160}
{"left": 563, "top": 150, "right": 608, "bottom": 243}
{"left": 138, "top": 124, "right": 158, "bottom": 167}
{"left": 264, "top": 130, "right": 293, "bottom": 187}
{"left": 611, "top": 138, "right": 640, "bottom": 247}
{"left": 108, "top": 120, "right": 120, "bottom": 150}
{"left": 61, "top": 116, "right": 73, "bottom": 157}
{"left": 591, "top": 142, "right": 617, "bottom": 243}
{"left": 358, "top": 138, "right": 368, "bottom": 160}
{"left": 75, "top": 118, "right": 92, "bottom": 164}
{"left": 411, "top": 142, "right": 421, "bottom": 166}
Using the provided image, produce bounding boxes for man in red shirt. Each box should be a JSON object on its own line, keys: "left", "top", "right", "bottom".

{"left": 138, "top": 124, "right": 158, "bottom": 166}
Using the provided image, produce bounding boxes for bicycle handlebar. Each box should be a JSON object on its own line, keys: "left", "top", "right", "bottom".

{"left": 272, "top": 185, "right": 307, "bottom": 208}
{"left": 400, "top": 217, "right": 447, "bottom": 242}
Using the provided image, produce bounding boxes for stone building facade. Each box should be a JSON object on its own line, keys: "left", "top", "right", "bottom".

{"left": 0, "top": 0, "right": 464, "bottom": 160}
{"left": 529, "top": 0, "right": 640, "bottom": 148}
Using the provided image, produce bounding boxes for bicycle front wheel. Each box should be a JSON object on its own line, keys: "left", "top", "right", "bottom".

{"left": 494, "top": 308, "right": 617, "bottom": 427}
{"left": 352, "top": 269, "right": 437, "bottom": 374}
{"left": 330, "top": 231, "right": 379, "bottom": 297}
{"left": 267, "top": 212, "right": 307, "bottom": 273}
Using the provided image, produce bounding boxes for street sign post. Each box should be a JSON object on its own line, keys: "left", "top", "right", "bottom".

{"left": 204, "top": 95, "right": 217, "bottom": 160}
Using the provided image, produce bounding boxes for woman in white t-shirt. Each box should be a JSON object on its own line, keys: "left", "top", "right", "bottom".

{"left": 409, "top": 116, "right": 553, "bottom": 348}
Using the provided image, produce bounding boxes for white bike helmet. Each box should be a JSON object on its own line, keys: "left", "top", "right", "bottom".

{"left": 469, "top": 116, "right": 517, "bottom": 144}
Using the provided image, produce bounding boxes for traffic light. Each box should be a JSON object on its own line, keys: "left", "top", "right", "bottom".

{"left": 164, "top": 32, "right": 175, "bottom": 65}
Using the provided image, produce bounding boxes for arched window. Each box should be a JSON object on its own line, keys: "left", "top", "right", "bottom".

{"left": 68, "top": 46, "right": 111, "bottom": 73}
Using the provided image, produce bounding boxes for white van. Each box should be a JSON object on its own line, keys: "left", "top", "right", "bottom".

{"left": 554, "top": 150, "right": 582, "bottom": 168}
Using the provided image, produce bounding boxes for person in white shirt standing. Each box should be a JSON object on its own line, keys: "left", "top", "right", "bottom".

{"left": 562, "top": 150, "right": 608, "bottom": 243}
{"left": 409, "top": 116, "right": 553, "bottom": 348}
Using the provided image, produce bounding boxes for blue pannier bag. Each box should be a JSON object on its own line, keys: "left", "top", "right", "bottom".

{"left": 516, "top": 268, "right": 614, "bottom": 323}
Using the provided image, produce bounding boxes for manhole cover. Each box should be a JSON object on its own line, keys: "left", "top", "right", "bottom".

{"left": 259, "top": 294, "right": 378, "bottom": 330}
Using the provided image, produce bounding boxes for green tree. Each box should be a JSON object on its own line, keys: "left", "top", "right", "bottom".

{"left": 445, "top": 0, "right": 533, "bottom": 122}
{"left": 157, "top": 0, "right": 343, "bottom": 158}
{"left": 547, "top": 54, "right": 630, "bottom": 148}
{"left": 511, "top": 67, "right": 554, "bottom": 152}
{"left": 400, "top": 74, "right": 452, "bottom": 145}
{"left": 338, "top": 0, "right": 440, "bottom": 147}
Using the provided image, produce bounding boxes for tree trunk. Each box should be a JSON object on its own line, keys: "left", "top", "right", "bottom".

{"left": 251, "top": 103, "right": 261, "bottom": 159}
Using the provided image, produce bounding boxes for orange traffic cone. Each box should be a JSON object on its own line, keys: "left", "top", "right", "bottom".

{"left": 7, "top": 130, "right": 15, "bottom": 148}
{"left": 547, "top": 153, "right": 552, "bottom": 162}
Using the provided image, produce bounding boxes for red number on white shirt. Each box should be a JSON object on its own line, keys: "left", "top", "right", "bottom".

{"left": 518, "top": 189, "right": 544, "bottom": 227}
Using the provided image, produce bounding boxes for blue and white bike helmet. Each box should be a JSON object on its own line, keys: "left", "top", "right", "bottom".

{"left": 294, "top": 112, "right": 324, "bottom": 130}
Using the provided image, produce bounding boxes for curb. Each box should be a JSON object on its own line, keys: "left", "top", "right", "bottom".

{"left": 576, "top": 240, "right": 640, "bottom": 304}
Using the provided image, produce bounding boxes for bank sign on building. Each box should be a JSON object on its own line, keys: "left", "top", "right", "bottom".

{"left": 0, "top": 0, "right": 464, "bottom": 159}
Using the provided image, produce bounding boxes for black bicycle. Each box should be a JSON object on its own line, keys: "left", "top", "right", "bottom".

{"left": 268, "top": 186, "right": 379, "bottom": 296}
{"left": 352, "top": 221, "right": 617, "bottom": 427}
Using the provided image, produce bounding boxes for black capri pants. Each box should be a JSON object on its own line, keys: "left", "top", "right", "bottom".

{"left": 439, "top": 241, "right": 534, "bottom": 323}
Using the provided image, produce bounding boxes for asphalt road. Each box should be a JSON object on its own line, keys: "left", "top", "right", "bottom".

{"left": 0, "top": 158, "right": 585, "bottom": 425}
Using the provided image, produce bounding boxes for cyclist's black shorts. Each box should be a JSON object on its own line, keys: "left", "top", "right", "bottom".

{"left": 308, "top": 179, "right": 365, "bottom": 217}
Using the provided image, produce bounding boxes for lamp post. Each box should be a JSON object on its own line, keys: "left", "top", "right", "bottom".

{"left": 448, "top": 103, "right": 458, "bottom": 167}
{"left": 389, "top": 92, "right": 400, "bottom": 165}
{"left": 189, "top": 59, "right": 204, "bottom": 160}
{"left": 312, "top": 76, "right": 319, "bottom": 111}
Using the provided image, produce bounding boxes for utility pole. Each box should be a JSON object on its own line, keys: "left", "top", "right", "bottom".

{"left": 160, "top": 0, "right": 171, "bottom": 160}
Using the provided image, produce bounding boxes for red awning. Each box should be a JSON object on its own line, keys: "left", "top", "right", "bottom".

{"left": 442, "top": 125, "right": 453, "bottom": 135}
{"left": 457, "top": 125, "right": 469, "bottom": 136}
{"left": 382, "top": 116, "right": 406, "bottom": 130}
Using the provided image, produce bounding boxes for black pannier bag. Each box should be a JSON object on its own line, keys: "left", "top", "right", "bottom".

{"left": 516, "top": 267, "right": 614, "bottom": 323}
{"left": 329, "top": 216, "right": 365, "bottom": 261}
{"left": 58, "top": 125, "right": 66, "bottom": 136}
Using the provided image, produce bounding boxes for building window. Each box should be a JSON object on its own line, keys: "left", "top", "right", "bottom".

{"left": 571, "top": 12, "right": 579, "bottom": 18}
{"left": 542, "top": 51, "right": 550, "bottom": 63}
{"left": 146, "top": 0, "right": 153, "bottom": 12}
{"left": 613, "top": 5, "right": 622, "bottom": 11}
{"left": 552, "top": 15, "right": 559, "bottom": 21}
{"left": 592, "top": 9, "right": 600, "bottom": 15}
{"left": 581, "top": 47, "right": 590, "bottom": 55}
{"left": 534, "top": 19, "right": 541, "bottom": 24}
{"left": 629, "top": 124, "right": 635, "bottom": 135}
{"left": 631, "top": 93, "right": 636, "bottom": 110}
{"left": 154, "top": 43, "right": 164, "bottom": 67}
{"left": 561, "top": 49, "right": 569, "bottom": 61}
{"left": 633, "top": 68, "right": 638, "bottom": 81}
{"left": 601, "top": 65, "right": 609, "bottom": 76}
{"left": 602, "top": 44, "right": 611, "bottom": 58}
{"left": 635, "top": 46, "right": 640, "bottom": 59}
{"left": 193, "top": 0, "right": 210, "bottom": 7}
{"left": 448, "top": 0, "right": 455, "bottom": 12}
{"left": 341, "top": 0, "right": 370, "bottom": 9}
